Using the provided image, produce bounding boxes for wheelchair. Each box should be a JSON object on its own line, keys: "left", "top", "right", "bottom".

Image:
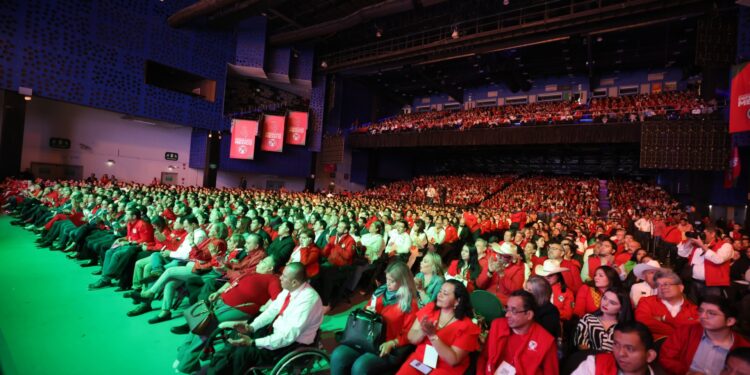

{"left": 201, "top": 327, "right": 331, "bottom": 375}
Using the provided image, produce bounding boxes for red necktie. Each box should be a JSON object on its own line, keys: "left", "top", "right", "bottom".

{"left": 277, "top": 293, "right": 291, "bottom": 317}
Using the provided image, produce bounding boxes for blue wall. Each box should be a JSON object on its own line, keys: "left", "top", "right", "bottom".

{"left": 188, "top": 128, "right": 313, "bottom": 178}
{"left": 0, "top": 0, "right": 235, "bottom": 130}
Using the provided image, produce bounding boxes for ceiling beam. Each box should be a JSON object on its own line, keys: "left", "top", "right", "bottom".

{"left": 320, "top": 0, "right": 706, "bottom": 72}
{"left": 168, "top": 0, "right": 251, "bottom": 28}
{"left": 268, "top": 0, "right": 448, "bottom": 46}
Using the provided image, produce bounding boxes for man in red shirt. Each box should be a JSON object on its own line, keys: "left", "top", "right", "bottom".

{"left": 477, "top": 290, "right": 559, "bottom": 375}
{"left": 635, "top": 269, "right": 699, "bottom": 340}
{"left": 660, "top": 296, "right": 750, "bottom": 375}
{"left": 89, "top": 207, "right": 154, "bottom": 290}
{"left": 316, "top": 221, "right": 356, "bottom": 312}
{"left": 572, "top": 321, "right": 659, "bottom": 375}
{"left": 477, "top": 243, "right": 524, "bottom": 305}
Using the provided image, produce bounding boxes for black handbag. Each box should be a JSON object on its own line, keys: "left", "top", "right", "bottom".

{"left": 184, "top": 300, "right": 218, "bottom": 336}
{"left": 339, "top": 308, "right": 386, "bottom": 354}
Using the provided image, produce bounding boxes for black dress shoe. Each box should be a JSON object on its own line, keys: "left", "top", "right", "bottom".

{"left": 114, "top": 286, "right": 131, "bottom": 292}
{"left": 170, "top": 324, "right": 191, "bottom": 334}
{"left": 123, "top": 290, "right": 139, "bottom": 299}
{"left": 91, "top": 269, "right": 102, "bottom": 276}
{"left": 148, "top": 311, "right": 171, "bottom": 324}
{"left": 80, "top": 260, "right": 98, "bottom": 268}
{"left": 88, "top": 279, "right": 111, "bottom": 290}
{"left": 126, "top": 303, "right": 152, "bottom": 317}
{"left": 66, "top": 252, "right": 79, "bottom": 259}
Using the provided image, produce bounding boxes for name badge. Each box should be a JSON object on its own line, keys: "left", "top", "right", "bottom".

{"left": 423, "top": 344, "right": 438, "bottom": 368}
{"left": 494, "top": 361, "right": 516, "bottom": 375}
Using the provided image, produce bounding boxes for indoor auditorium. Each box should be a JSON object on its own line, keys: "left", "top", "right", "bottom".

{"left": 2, "top": 1, "right": 750, "bottom": 375}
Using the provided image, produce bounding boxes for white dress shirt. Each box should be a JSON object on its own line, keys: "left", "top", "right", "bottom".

{"left": 572, "top": 355, "right": 655, "bottom": 375}
{"left": 360, "top": 233, "right": 384, "bottom": 260}
{"left": 170, "top": 228, "right": 207, "bottom": 261}
{"left": 250, "top": 283, "right": 323, "bottom": 350}
{"left": 635, "top": 218, "right": 653, "bottom": 234}
{"left": 289, "top": 246, "right": 302, "bottom": 263}
{"left": 677, "top": 241, "right": 733, "bottom": 281}
{"left": 386, "top": 232, "right": 412, "bottom": 255}
{"left": 630, "top": 281, "right": 657, "bottom": 307}
{"left": 425, "top": 227, "right": 445, "bottom": 245}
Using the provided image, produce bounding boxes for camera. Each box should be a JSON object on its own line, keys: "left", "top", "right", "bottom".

{"left": 685, "top": 231, "right": 705, "bottom": 241}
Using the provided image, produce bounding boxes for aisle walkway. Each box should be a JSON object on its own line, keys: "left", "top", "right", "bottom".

{"left": 0, "top": 215, "right": 184, "bottom": 375}
{"left": 0, "top": 215, "right": 355, "bottom": 375}
{"left": 598, "top": 179, "right": 611, "bottom": 219}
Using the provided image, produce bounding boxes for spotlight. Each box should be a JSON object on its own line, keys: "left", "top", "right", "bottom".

{"left": 106, "top": 160, "right": 115, "bottom": 167}
{"left": 320, "top": 61, "right": 328, "bottom": 68}
{"left": 375, "top": 29, "right": 382, "bottom": 38}
{"left": 596, "top": 36, "right": 603, "bottom": 42}
{"left": 451, "top": 28, "right": 459, "bottom": 39}
{"left": 24, "top": 96, "right": 31, "bottom": 101}
{"left": 503, "top": 0, "right": 509, "bottom": 5}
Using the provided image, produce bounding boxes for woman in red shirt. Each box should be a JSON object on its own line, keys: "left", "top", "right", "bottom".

{"left": 396, "top": 279, "right": 480, "bottom": 375}
{"left": 574, "top": 265, "right": 623, "bottom": 318}
{"left": 445, "top": 245, "right": 481, "bottom": 293}
{"left": 331, "top": 261, "right": 418, "bottom": 375}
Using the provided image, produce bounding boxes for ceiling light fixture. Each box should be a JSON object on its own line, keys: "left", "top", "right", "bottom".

{"left": 451, "top": 28, "right": 459, "bottom": 39}
{"left": 320, "top": 61, "right": 328, "bottom": 68}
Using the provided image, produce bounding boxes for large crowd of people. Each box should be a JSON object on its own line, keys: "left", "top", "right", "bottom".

{"left": 353, "top": 90, "right": 717, "bottom": 134}
{"left": 2, "top": 173, "right": 749, "bottom": 375}
{"left": 357, "top": 175, "right": 515, "bottom": 206}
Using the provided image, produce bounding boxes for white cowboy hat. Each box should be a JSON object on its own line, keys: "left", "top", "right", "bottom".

{"left": 633, "top": 260, "right": 661, "bottom": 280}
{"left": 490, "top": 242, "right": 517, "bottom": 256}
{"left": 535, "top": 260, "right": 569, "bottom": 277}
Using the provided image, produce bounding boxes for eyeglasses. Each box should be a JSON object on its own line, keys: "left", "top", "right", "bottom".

{"left": 656, "top": 282, "right": 679, "bottom": 288}
{"left": 505, "top": 309, "right": 529, "bottom": 315}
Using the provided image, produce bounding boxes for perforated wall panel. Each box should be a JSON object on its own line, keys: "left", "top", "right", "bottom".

{"left": 0, "top": 0, "right": 235, "bottom": 130}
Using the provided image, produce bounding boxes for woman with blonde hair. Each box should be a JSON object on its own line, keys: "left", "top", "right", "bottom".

{"left": 331, "top": 261, "right": 419, "bottom": 375}
{"left": 414, "top": 252, "right": 445, "bottom": 308}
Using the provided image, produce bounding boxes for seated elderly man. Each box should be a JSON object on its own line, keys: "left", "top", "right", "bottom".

{"left": 173, "top": 256, "right": 281, "bottom": 374}
{"left": 204, "top": 262, "right": 323, "bottom": 375}
{"left": 635, "top": 269, "right": 699, "bottom": 341}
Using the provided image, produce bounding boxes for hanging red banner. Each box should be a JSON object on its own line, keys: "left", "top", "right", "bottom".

{"left": 260, "top": 114, "right": 285, "bottom": 152}
{"left": 730, "top": 62, "right": 750, "bottom": 134}
{"left": 285, "top": 111, "right": 309, "bottom": 146}
{"left": 229, "top": 119, "right": 259, "bottom": 160}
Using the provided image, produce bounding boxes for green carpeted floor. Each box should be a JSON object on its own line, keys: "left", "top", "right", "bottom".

{"left": 0, "top": 215, "right": 361, "bottom": 375}
{"left": 0, "top": 215, "right": 186, "bottom": 374}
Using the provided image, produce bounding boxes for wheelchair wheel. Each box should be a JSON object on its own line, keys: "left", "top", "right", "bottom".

{"left": 269, "top": 348, "right": 330, "bottom": 375}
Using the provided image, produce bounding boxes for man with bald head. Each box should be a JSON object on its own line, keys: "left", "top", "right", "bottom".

{"left": 207, "top": 262, "right": 324, "bottom": 375}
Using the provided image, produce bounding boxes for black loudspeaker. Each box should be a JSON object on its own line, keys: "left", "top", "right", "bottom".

{"left": 0, "top": 91, "right": 27, "bottom": 179}
{"left": 202, "top": 131, "right": 221, "bottom": 188}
